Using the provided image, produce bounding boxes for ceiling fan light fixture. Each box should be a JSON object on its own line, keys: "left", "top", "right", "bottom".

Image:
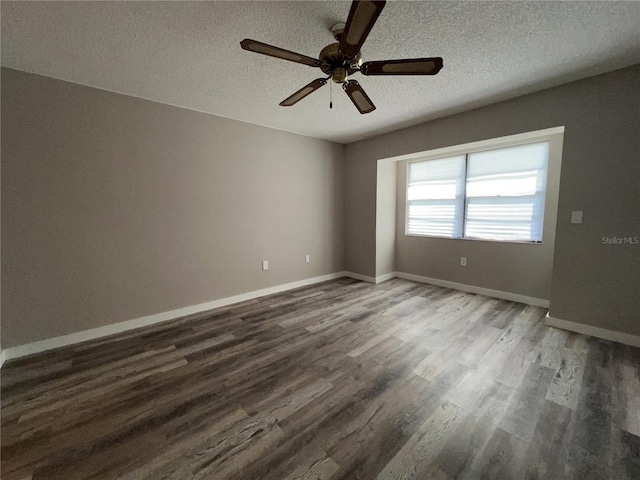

{"left": 332, "top": 67, "right": 348, "bottom": 83}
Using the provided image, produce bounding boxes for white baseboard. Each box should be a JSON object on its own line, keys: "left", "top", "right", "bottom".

{"left": 2, "top": 271, "right": 348, "bottom": 362}
{"left": 375, "top": 272, "right": 397, "bottom": 284}
{"left": 395, "top": 272, "right": 550, "bottom": 308}
{"left": 344, "top": 271, "right": 397, "bottom": 284}
{"left": 344, "top": 271, "right": 377, "bottom": 283}
{"left": 545, "top": 313, "right": 640, "bottom": 348}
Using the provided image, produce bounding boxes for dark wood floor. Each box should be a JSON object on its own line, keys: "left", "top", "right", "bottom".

{"left": 1, "top": 278, "right": 639, "bottom": 479}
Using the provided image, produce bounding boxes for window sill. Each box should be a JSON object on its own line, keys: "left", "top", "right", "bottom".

{"left": 404, "top": 233, "right": 543, "bottom": 245}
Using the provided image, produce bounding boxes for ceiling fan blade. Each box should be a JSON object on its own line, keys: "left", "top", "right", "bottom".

{"left": 339, "top": 1, "right": 386, "bottom": 59}
{"left": 240, "top": 39, "right": 321, "bottom": 68}
{"left": 360, "top": 57, "right": 444, "bottom": 75}
{"left": 343, "top": 80, "right": 376, "bottom": 114}
{"left": 280, "top": 78, "right": 328, "bottom": 106}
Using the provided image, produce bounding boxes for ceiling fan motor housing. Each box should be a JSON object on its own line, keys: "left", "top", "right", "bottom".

{"left": 319, "top": 42, "right": 362, "bottom": 83}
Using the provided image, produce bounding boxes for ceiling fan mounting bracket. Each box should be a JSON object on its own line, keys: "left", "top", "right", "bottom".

{"left": 331, "top": 23, "right": 346, "bottom": 41}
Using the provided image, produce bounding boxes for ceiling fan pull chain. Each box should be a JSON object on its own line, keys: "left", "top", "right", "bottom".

{"left": 330, "top": 80, "right": 333, "bottom": 109}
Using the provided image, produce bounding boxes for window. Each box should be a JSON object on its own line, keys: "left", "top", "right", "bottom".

{"left": 407, "top": 141, "right": 549, "bottom": 242}
{"left": 407, "top": 155, "right": 466, "bottom": 237}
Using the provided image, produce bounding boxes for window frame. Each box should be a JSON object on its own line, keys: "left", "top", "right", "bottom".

{"left": 404, "top": 130, "right": 559, "bottom": 244}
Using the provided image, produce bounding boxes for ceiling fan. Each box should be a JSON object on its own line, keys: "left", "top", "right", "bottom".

{"left": 240, "top": 0, "right": 443, "bottom": 114}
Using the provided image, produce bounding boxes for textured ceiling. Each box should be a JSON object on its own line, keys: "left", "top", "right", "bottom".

{"left": 2, "top": 1, "right": 640, "bottom": 144}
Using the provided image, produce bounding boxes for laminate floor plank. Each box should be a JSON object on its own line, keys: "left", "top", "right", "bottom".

{"left": 455, "top": 324, "right": 503, "bottom": 367}
{"left": 412, "top": 334, "right": 473, "bottom": 381}
{"left": 2, "top": 277, "right": 637, "bottom": 479}
{"left": 522, "top": 400, "right": 573, "bottom": 480}
{"left": 614, "top": 429, "right": 640, "bottom": 480}
{"left": 375, "top": 400, "right": 468, "bottom": 480}
{"left": 457, "top": 425, "right": 529, "bottom": 480}
{"left": 422, "top": 413, "right": 497, "bottom": 479}
{"left": 497, "top": 363, "right": 555, "bottom": 443}
{"left": 323, "top": 374, "right": 434, "bottom": 479}
{"left": 545, "top": 347, "right": 586, "bottom": 410}
{"left": 616, "top": 362, "right": 640, "bottom": 436}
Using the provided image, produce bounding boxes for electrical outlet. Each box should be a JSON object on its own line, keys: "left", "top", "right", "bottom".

{"left": 305, "top": 255, "right": 310, "bottom": 263}
{"left": 460, "top": 257, "right": 467, "bottom": 267}
{"left": 571, "top": 210, "right": 583, "bottom": 224}
{"left": 262, "top": 260, "right": 269, "bottom": 270}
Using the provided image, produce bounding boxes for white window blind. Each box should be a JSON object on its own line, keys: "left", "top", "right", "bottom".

{"left": 465, "top": 142, "right": 548, "bottom": 241}
{"left": 407, "top": 155, "right": 466, "bottom": 237}
{"left": 406, "top": 140, "right": 549, "bottom": 242}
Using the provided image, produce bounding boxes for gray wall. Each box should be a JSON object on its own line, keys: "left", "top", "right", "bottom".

{"left": 1, "top": 68, "right": 345, "bottom": 348}
{"left": 345, "top": 65, "right": 640, "bottom": 336}
{"left": 375, "top": 161, "right": 397, "bottom": 277}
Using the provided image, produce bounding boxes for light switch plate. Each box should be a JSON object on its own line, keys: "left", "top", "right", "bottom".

{"left": 571, "top": 211, "right": 583, "bottom": 224}
{"left": 262, "top": 260, "right": 269, "bottom": 270}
